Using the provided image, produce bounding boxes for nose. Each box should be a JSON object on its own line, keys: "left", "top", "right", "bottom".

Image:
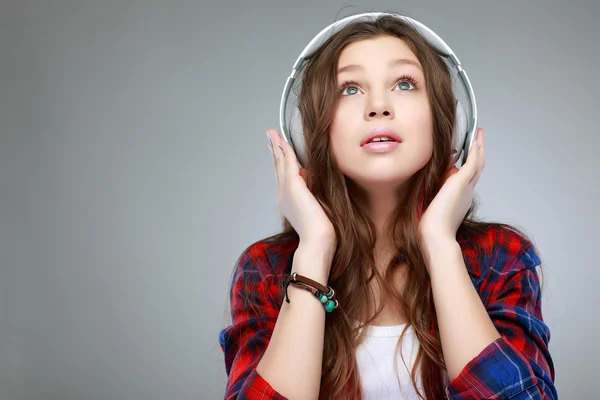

{"left": 368, "top": 109, "right": 392, "bottom": 117}
{"left": 365, "top": 93, "right": 394, "bottom": 120}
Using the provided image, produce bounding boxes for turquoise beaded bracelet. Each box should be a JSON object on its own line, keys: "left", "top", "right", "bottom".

{"left": 283, "top": 272, "right": 339, "bottom": 312}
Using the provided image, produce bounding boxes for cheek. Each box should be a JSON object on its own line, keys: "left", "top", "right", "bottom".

{"left": 416, "top": 127, "right": 434, "bottom": 166}
{"left": 328, "top": 125, "right": 345, "bottom": 165}
{"left": 409, "top": 105, "right": 434, "bottom": 152}
{"left": 329, "top": 105, "right": 356, "bottom": 160}
{"left": 422, "top": 133, "right": 434, "bottom": 160}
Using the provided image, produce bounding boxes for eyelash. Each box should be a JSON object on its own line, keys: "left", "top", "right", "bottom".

{"left": 338, "top": 74, "right": 419, "bottom": 95}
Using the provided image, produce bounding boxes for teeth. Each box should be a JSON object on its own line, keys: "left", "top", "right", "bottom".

{"left": 370, "top": 137, "right": 394, "bottom": 142}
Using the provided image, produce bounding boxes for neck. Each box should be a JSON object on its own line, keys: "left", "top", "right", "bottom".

{"left": 361, "top": 184, "right": 405, "bottom": 252}
{"left": 350, "top": 178, "right": 413, "bottom": 268}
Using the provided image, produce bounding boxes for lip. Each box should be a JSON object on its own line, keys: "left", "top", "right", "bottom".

{"left": 360, "top": 127, "right": 402, "bottom": 146}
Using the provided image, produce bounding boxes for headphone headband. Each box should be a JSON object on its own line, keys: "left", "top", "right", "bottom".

{"left": 279, "top": 12, "right": 478, "bottom": 167}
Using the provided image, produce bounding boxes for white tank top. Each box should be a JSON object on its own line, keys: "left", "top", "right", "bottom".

{"left": 356, "top": 323, "right": 425, "bottom": 399}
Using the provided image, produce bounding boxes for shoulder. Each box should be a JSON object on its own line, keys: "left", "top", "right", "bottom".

{"left": 458, "top": 222, "right": 541, "bottom": 281}
{"left": 226, "top": 232, "right": 299, "bottom": 312}
{"left": 235, "top": 232, "right": 300, "bottom": 277}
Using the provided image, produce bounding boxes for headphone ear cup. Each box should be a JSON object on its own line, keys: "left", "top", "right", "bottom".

{"left": 289, "top": 106, "right": 308, "bottom": 167}
{"left": 450, "top": 100, "right": 468, "bottom": 166}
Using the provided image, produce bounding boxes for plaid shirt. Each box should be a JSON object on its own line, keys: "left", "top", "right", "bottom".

{"left": 219, "top": 225, "right": 557, "bottom": 399}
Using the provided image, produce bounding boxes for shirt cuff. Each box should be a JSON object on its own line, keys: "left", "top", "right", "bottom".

{"left": 445, "top": 337, "right": 538, "bottom": 399}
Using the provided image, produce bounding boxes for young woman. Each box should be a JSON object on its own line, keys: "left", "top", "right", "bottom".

{"left": 219, "top": 13, "right": 556, "bottom": 400}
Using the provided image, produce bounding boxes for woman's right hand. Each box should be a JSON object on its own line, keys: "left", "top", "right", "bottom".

{"left": 266, "top": 128, "right": 337, "bottom": 254}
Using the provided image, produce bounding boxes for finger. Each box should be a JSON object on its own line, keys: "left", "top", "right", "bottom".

{"left": 279, "top": 136, "right": 301, "bottom": 178}
{"left": 267, "top": 131, "right": 278, "bottom": 182}
{"left": 443, "top": 166, "right": 459, "bottom": 184}
{"left": 268, "top": 129, "right": 286, "bottom": 189}
{"left": 474, "top": 129, "right": 485, "bottom": 183}
{"left": 478, "top": 129, "right": 485, "bottom": 172}
{"left": 299, "top": 168, "right": 309, "bottom": 185}
{"left": 459, "top": 147, "right": 478, "bottom": 185}
{"left": 469, "top": 128, "right": 485, "bottom": 185}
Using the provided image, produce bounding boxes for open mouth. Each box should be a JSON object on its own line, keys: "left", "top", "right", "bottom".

{"left": 365, "top": 137, "right": 398, "bottom": 144}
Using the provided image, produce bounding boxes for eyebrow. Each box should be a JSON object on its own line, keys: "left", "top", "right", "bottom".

{"left": 337, "top": 58, "right": 422, "bottom": 74}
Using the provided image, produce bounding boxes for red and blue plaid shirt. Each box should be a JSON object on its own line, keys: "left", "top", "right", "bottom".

{"left": 219, "top": 224, "right": 557, "bottom": 399}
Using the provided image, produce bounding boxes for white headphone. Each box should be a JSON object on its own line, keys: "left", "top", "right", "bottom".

{"left": 278, "top": 12, "right": 478, "bottom": 168}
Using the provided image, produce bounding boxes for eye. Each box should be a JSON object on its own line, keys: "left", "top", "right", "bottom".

{"left": 395, "top": 81, "right": 414, "bottom": 91}
{"left": 339, "top": 81, "right": 361, "bottom": 96}
{"left": 394, "top": 76, "right": 418, "bottom": 91}
{"left": 342, "top": 86, "right": 360, "bottom": 96}
{"left": 338, "top": 75, "right": 419, "bottom": 96}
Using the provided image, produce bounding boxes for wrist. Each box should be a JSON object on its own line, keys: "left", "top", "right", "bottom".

{"left": 420, "top": 237, "right": 462, "bottom": 272}
{"left": 298, "top": 238, "right": 336, "bottom": 260}
{"left": 293, "top": 241, "right": 335, "bottom": 285}
{"left": 420, "top": 234, "right": 457, "bottom": 252}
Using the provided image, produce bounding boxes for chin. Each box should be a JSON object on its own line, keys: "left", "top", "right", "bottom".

{"left": 335, "top": 149, "right": 431, "bottom": 187}
{"left": 344, "top": 156, "right": 418, "bottom": 176}
{"left": 344, "top": 169, "right": 413, "bottom": 189}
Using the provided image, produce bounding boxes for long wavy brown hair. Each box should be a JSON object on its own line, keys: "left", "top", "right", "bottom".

{"left": 245, "top": 14, "right": 538, "bottom": 400}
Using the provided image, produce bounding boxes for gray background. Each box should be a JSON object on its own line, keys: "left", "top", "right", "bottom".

{"left": 1, "top": 0, "right": 598, "bottom": 399}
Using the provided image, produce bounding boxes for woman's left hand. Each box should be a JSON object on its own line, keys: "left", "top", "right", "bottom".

{"left": 418, "top": 128, "right": 485, "bottom": 243}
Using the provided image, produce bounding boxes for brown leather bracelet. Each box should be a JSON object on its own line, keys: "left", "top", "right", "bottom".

{"left": 283, "top": 272, "right": 338, "bottom": 312}
{"left": 290, "top": 272, "right": 331, "bottom": 295}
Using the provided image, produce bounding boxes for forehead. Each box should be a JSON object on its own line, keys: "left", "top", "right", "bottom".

{"left": 337, "top": 35, "right": 422, "bottom": 72}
